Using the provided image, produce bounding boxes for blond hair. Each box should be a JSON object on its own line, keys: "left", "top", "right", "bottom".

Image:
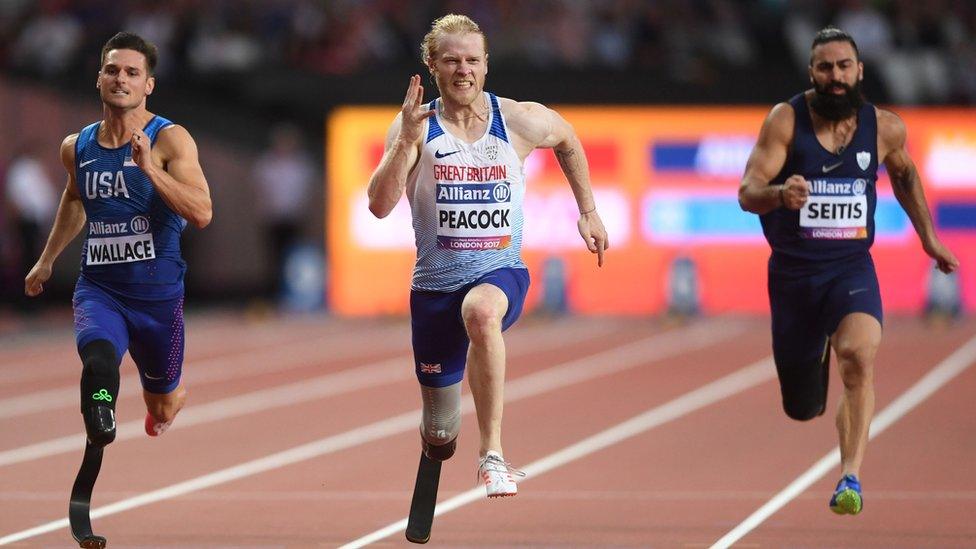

{"left": 420, "top": 14, "right": 488, "bottom": 65}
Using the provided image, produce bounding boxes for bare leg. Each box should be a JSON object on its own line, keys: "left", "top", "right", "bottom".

{"left": 830, "top": 313, "right": 880, "bottom": 477}
{"left": 461, "top": 284, "right": 509, "bottom": 457}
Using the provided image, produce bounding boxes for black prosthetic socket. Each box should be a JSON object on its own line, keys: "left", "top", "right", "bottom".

{"left": 422, "top": 436, "right": 457, "bottom": 462}
{"left": 79, "top": 340, "right": 120, "bottom": 447}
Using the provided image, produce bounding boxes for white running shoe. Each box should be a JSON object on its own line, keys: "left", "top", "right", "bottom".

{"left": 478, "top": 451, "right": 525, "bottom": 498}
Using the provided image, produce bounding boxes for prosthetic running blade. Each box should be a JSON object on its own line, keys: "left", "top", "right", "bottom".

{"left": 69, "top": 442, "right": 107, "bottom": 548}
{"left": 406, "top": 453, "right": 442, "bottom": 544}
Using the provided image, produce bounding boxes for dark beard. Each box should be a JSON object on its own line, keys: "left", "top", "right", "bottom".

{"left": 810, "top": 80, "right": 864, "bottom": 121}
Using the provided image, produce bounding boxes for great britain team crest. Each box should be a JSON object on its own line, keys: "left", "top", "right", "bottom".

{"left": 484, "top": 144, "right": 498, "bottom": 161}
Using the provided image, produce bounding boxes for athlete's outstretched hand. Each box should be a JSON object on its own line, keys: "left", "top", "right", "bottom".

{"left": 924, "top": 239, "right": 960, "bottom": 274}
{"left": 399, "top": 75, "right": 435, "bottom": 143}
{"left": 130, "top": 127, "right": 153, "bottom": 173}
{"left": 24, "top": 260, "right": 52, "bottom": 297}
{"left": 782, "top": 175, "right": 810, "bottom": 210}
{"left": 578, "top": 210, "right": 609, "bottom": 267}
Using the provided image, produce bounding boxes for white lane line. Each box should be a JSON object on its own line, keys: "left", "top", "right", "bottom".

{"left": 711, "top": 332, "right": 976, "bottom": 549}
{"left": 0, "top": 320, "right": 741, "bottom": 545}
{"left": 0, "top": 357, "right": 407, "bottom": 467}
{"left": 0, "top": 317, "right": 349, "bottom": 386}
{"left": 0, "top": 316, "right": 623, "bottom": 465}
{"left": 0, "top": 315, "right": 612, "bottom": 418}
{"left": 9, "top": 489, "right": 976, "bottom": 503}
{"left": 0, "top": 323, "right": 410, "bottom": 417}
{"left": 340, "top": 356, "right": 777, "bottom": 548}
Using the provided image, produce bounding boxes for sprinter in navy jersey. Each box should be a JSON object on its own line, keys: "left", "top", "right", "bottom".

{"left": 25, "top": 32, "right": 211, "bottom": 450}
{"left": 739, "top": 27, "right": 958, "bottom": 516}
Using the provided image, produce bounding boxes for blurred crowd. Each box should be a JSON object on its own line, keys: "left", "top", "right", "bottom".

{"left": 1, "top": 141, "right": 57, "bottom": 311}
{"left": 0, "top": 0, "right": 974, "bottom": 104}
{"left": 1, "top": 0, "right": 973, "bottom": 311}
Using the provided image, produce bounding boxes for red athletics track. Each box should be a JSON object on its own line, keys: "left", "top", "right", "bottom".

{"left": 1, "top": 313, "right": 974, "bottom": 547}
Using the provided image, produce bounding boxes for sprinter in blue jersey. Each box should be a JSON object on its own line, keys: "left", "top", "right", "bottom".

{"left": 25, "top": 31, "right": 211, "bottom": 453}
{"left": 369, "top": 13, "right": 607, "bottom": 513}
{"left": 739, "top": 28, "right": 958, "bottom": 516}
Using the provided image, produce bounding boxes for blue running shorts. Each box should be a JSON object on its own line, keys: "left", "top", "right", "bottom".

{"left": 73, "top": 275, "right": 185, "bottom": 394}
{"left": 410, "top": 267, "right": 530, "bottom": 388}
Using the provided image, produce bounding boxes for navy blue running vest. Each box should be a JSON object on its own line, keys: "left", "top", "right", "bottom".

{"left": 75, "top": 116, "right": 187, "bottom": 293}
{"left": 760, "top": 93, "right": 879, "bottom": 270}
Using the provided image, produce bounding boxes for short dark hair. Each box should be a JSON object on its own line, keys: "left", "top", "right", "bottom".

{"left": 100, "top": 31, "right": 158, "bottom": 74}
{"left": 810, "top": 27, "right": 859, "bottom": 64}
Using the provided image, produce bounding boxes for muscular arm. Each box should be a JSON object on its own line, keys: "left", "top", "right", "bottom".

{"left": 367, "top": 114, "right": 421, "bottom": 218}
{"left": 133, "top": 124, "right": 212, "bottom": 228}
{"left": 879, "top": 109, "right": 958, "bottom": 273}
{"left": 510, "top": 102, "right": 609, "bottom": 265}
{"left": 738, "top": 103, "right": 795, "bottom": 214}
{"left": 368, "top": 74, "right": 432, "bottom": 218}
{"left": 533, "top": 106, "right": 598, "bottom": 214}
{"left": 25, "top": 135, "right": 86, "bottom": 296}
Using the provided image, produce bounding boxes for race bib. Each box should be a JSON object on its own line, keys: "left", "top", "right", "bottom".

{"left": 86, "top": 234, "right": 156, "bottom": 264}
{"left": 800, "top": 178, "right": 870, "bottom": 240}
{"left": 85, "top": 216, "right": 156, "bottom": 265}
{"left": 436, "top": 181, "right": 512, "bottom": 250}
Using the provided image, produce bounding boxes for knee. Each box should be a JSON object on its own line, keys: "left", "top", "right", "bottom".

{"left": 461, "top": 302, "right": 502, "bottom": 342}
{"left": 783, "top": 400, "right": 823, "bottom": 422}
{"left": 81, "top": 339, "right": 118, "bottom": 377}
{"left": 775, "top": 356, "right": 828, "bottom": 422}
{"left": 834, "top": 344, "right": 874, "bottom": 390}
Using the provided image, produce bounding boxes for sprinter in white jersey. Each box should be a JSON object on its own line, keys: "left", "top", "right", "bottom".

{"left": 368, "top": 14, "right": 608, "bottom": 501}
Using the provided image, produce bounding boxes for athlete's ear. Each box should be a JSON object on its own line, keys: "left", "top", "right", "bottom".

{"left": 857, "top": 61, "right": 864, "bottom": 82}
{"left": 145, "top": 75, "right": 155, "bottom": 96}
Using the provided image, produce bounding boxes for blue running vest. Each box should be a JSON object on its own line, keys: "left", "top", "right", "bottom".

{"left": 75, "top": 116, "right": 187, "bottom": 296}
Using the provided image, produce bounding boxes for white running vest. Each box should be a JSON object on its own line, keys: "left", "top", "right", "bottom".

{"left": 407, "top": 92, "right": 526, "bottom": 291}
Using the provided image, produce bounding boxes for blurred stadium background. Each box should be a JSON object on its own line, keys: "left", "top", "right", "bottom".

{"left": 1, "top": 0, "right": 974, "bottom": 324}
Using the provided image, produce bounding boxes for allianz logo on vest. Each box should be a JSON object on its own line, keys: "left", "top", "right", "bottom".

{"left": 130, "top": 215, "right": 150, "bottom": 234}
{"left": 87, "top": 216, "right": 151, "bottom": 236}
{"left": 84, "top": 171, "right": 130, "bottom": 199}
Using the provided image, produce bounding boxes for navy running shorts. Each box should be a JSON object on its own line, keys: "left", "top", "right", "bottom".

{"left": 768, "top": 254, "right": 883, "bottom": 413}
{"left": 410, "top": 267, "right": 530, "bottom": 387}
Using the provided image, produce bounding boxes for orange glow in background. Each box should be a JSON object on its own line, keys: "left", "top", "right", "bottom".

{"left": 327, "top": 106, "right": 976, "bottom": 315}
